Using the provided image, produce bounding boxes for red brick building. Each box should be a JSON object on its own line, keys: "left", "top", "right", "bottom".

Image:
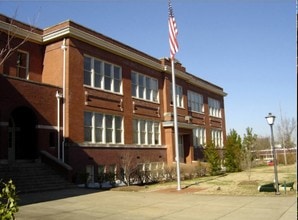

{"left": 0, "top": 14, "right": 227, "bottom": 182}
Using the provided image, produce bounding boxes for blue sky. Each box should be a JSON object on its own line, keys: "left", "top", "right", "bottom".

{"left": 1, "top": 0, "right": 296, "bottom": 139}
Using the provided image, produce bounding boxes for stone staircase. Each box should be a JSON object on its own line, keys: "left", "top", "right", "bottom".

{"left": 0, "top": 161, "right": 75, "bottom": 193}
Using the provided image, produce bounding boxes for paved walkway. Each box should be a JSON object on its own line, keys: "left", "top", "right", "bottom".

{"left": 16, "top": 188, "right": 296, "bottom": 220}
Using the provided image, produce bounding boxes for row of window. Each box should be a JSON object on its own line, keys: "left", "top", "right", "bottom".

{"left": 16, "top": 53, "right": 222, "bottom": 118}
{"left": 84, "top": 56, "right": 222, "bottom": 117}
{"left": 84, "top": 112, "right": 161, "bottom": 145}
{"left": 193, "top": 128, "right": 223, "bottom": 147}
{"left": 84, "top": 111, "right": 223, "bottom": 147}
{"left": 13, "top": 50, "right": 222, "bottom": 113}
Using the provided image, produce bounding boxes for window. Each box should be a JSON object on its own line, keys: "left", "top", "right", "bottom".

{"left": 208, "top": 98, "right": 221, "bottom": 118}
{"left": 84, "top": 112, "right": 123, "bottom": 144}
{"left": 84, "top": 56, "right": 122, "bottom": 93}
{"left": 193, "top": 127, "right": 206, "bottom": 146}
{"left": 131, "top": 72, "right": 159, "bottom": 102}
{"left": 211, "top": 129, "right": 223, "bottom": 148}
{"left": 171, "top": 84, "right": 183, "bottom": 108}
{"left": 16, "top": 51, "right": 29, "bottom": 79}
{"left": 133, "top": 119, "right": 160, "bottom": 145}
{"left": 187, "top": 90, "right": 204, "bottom": 113}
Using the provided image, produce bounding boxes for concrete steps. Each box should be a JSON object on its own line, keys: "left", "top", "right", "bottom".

{"left": 0, "top": 161, "right": 74, "bottom": 193}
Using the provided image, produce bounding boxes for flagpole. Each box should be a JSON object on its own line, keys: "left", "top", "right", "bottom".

{"left": 171, "top": 58, "right": 181, "bottom": 191}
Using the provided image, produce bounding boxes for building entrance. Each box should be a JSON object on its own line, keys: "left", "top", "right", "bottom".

{"left": 8, "top": 107, "right": 37, "bottom": 161}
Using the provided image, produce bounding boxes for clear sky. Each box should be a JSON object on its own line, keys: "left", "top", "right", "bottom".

{"left": 1, "top": 0, "right": 296, "bottom": 139}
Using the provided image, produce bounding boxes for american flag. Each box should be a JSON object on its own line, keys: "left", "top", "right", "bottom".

{"left": 168, "top": 0, "right": 178, "bottom": 60}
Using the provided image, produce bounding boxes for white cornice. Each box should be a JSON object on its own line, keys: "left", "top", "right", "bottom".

{"left": 44, "top": 26, "right": 227, "bottom": 96}
{"left": 43, "top": 26, "right": 164, "bottom": 71}
{"left": 0, "top": 20, "right": 42, "bottom": 43}
{"left": 1, "top": 19, "right": 227, "bottom": 97}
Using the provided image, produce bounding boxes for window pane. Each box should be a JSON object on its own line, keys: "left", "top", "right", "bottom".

{"left": 133, "top": 120, "right": 138, "bottom": 144}
{"left": 154, "top": 122, "right": 160, "bottom": 144}
{"left": 95, "top": 113, "right": 103, "bottom": 142}
{"left": 140, "top": 120, "right": 146, "bottom": 144}
{"left": 84, "top": 112, "right": 92, "bottom": 126}
{"left": 131, "top": 72, "right": 137, "bottom": 84}
{"left": 114, "top": 66, "right": 121, "bottom": 92}
{"left": 114, "top": 66, "right": 121, "bottom": 79}
{"left": 152, "top": 79, "right": 158, "bottom": 102}
{"left": 104, "top": 63, "right": 112, "bottom": 90}
{"left": 116, "top": 130, "right": 122, "bottom": 143}
{"left": 145, "top": 77, "right": 151, "bottom": 100}
{"left": 114, "top": 116, "right": 122, "bottom": 143}
{"left": 105, "top": 77, "right": 111, "bottom": 90}
{"left": 18, "top": 68, "right": 27, "bottom": 79}
{"left": 106, "top": 115, "right": 113, "bottom": 127}
{"left": 84, "top": 57, "right": 91, "bottom": 85}
{"left": 17, "top": 51, "right": 28, "bottom": 79}
{"left": 84, "top": 128, "right": 92, "bottom": 142}
{"left": 131, "top": 72, "right": 137, "bottom": 97}
{"left": 95, "top": 113, "right": 103, "bottom": 127}
{"left": 95, "top": 128, "right": 103, "bottom": 142}
{"left": 84, "top": 112, "right": 92, "bottom": 141}
{"left": 105, "top": 115, "right": 113, "bottom": 143}
{"left": 94, "top": 60, "right": 102, "bottom": 88}
{"left": 138, "top": 75, "right": 144, "bottom": 98}
{"left": 114, "top": 79, "right": 120, "bottom": 93}
{"left": 115, "top": 116, "right": 122, "bottom": 129}
{"left": 132, "top": 84, "right": 137, "bottom": 97}
{"left": 147, "top": 121, "right": 153, "bottom": 144}
{"left": 104, "top": 63, "right": 111, "bottom": 77}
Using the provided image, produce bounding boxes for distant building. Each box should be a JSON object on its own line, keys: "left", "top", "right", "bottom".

{"left": 0, "top": 14, "right": 227, "bottom": 182}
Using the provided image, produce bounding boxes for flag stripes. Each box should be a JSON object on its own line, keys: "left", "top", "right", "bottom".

{"left": 168, "top": 0, "right": 178, "bottom": 60}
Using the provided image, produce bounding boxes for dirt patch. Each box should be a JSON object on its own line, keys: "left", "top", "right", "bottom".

{"left": 154, "top": 185, "right": 212, "bottom": 194}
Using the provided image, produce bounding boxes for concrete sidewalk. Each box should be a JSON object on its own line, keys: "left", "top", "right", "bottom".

{"left": 16, "top": 188, "right": 296, "bottom": 220}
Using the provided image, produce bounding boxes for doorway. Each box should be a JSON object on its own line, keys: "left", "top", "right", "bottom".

{"left": 178, "top": 135, "right": 185, "bottom": 163}
{"left": 8, "top": 107, "right": 37, "bottom": 161}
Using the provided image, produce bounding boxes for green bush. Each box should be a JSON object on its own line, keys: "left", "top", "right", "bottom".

{"left": 0, "top": 179, "right": 18, "bottom": 220}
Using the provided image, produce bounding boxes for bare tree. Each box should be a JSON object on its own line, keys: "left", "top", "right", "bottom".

{"left": 0, "top": 10, "right": 37, "bottom": 66}
{"left": 276, "top": 109, "right": 297, "bottom": 165}
{"left": 118, "top": 151, "right": 138, "bottom": 186}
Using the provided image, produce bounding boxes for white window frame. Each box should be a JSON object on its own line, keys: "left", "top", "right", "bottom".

{"left": 84, "top": 55, "right": 122, "bottom": 94}
{"left": 211, "top": 129, "right": 223, "bottom": 148}
{"left": 193, "top": 127, "right": 206, "bottom": 147}
{"left": 208, "top": 97, "right": 221, "bottom": 118}
{"left": 133, "top": 119, "right": 160, "bottom": 145}
{"left": 171, "top": 84, "right": 184, "bottom": 108}
{"left": 16, "top": 50, "right": 29, "bottom": 79}
{"left": 187, "top": 90, "right": 204, "bottom": 113}
{"left": 131, "top": 71, "right": 159, "bottom": 102}
{"left": 84, "top": 112, "right": 123, "bottom": 144}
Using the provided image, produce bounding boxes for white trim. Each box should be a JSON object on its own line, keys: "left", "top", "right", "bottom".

{"left": 0, "top": 20, "right": 42, "bottom": 43}
{"left": 0, "top": 18, "right": 227, "bottom": 97}
{"left": 36, "top": 125, "right": 59, "bottom": 130}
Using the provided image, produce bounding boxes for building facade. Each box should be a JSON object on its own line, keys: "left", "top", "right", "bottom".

{"left": 0, "top": 14, "right": 227, "bottom": 182}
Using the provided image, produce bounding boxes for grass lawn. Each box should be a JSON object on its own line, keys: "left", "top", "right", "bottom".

{"left": 112, "top": 163, "right": 297, "bottom": 196}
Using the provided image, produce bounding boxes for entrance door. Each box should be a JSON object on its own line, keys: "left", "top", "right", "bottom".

{"left": 86, "top": 165, "right": 94, "bottom": 184}
{"left": 8, "top": 107, "right": 37, "bottom": 161}
{"left": 178, "top": 135, "right": 184, "bottom": 163}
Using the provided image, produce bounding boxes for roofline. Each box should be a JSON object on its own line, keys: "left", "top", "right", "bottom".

{"left": 0, "top": 14, "right": 227, "bottom": 97}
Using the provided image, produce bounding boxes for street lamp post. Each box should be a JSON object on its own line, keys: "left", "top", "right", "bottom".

{"left": 265, "top": 113, "right": 280, "bottom": 195}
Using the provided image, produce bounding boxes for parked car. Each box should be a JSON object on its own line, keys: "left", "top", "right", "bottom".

{"left": 267, "top": 160, "right": 274, "bottom": 166}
